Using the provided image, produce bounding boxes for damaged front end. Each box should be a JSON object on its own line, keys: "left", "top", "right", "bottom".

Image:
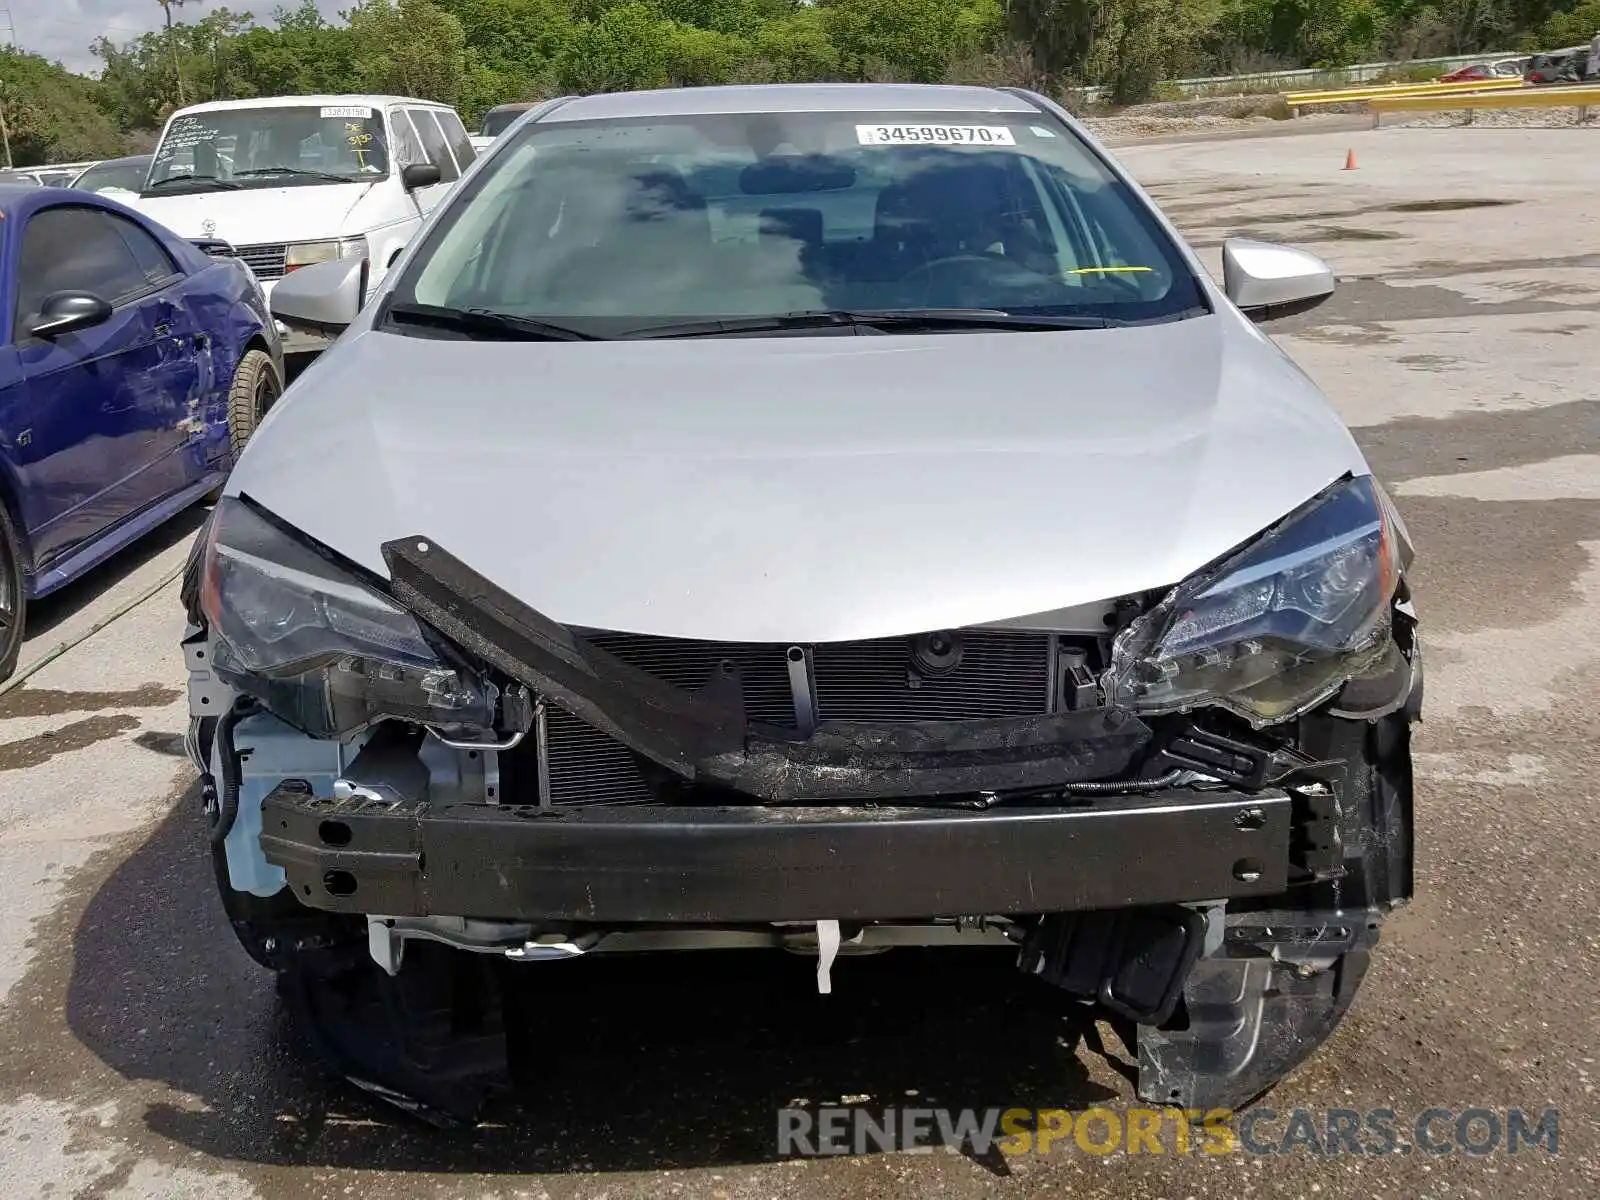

{"left": 184, "top": 475, "right": 1418, "bottom": 1126}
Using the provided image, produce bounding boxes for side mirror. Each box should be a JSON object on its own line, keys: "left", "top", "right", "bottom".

{"left": 401, "top": 162, "right": 442, "bottom": 192}
{"left": 269, "top": 257, "right": 365, "bottom": 332}
{"left": 1222, "top": 238, "right": 1336, "bottom": 320}
{"left": 28, "top": 291, "right": 114, "bottom": 339}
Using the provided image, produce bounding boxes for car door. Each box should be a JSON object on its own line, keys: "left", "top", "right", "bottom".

{"left": 435, "top": 108, "right": 478, "bottom": 176}
{"left": 389, "top": 108, "right": 444, "bottom": 218}
{"left": 404, "top": 107, "right": 461, "bottom": 213}
{"left": 120, "top": 216, "right": 215, "bottom": 494}
{"left": 4, "top": 204, "right": 195, "bottom": 566}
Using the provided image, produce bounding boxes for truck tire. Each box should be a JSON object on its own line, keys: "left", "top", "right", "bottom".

{"left": 0, "top": 500, "right": 24, "bottom": 682}
{"left": 227, "top": 348, "right": 283, "bottom": 460}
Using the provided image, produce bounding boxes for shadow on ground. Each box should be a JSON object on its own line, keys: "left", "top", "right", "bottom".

{"left": 65, "top": 793, "right": 1119, "bottom": 1176}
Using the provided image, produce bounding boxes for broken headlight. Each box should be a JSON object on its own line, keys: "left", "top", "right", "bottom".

{"left": 1108, "top": 475, "right": 1402, "bottom": 726}
{"left": 199, "top": 497, "right": 496, "bottom": 739}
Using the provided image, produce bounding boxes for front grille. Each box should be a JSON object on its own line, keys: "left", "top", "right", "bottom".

{"left": 235, "top": 243, "right": 288, "bottom": 279}
{"left": 588, "top": 633, "right": 797, "bottom": 725}
{"left": 505, "top": 629, "right": 1071, "bottom": 807}
{"left": 541, "top": 633, "right": 797, "bottom": 807}
{"left": 813, "top": 630, "right": 1051, "bottom": 722}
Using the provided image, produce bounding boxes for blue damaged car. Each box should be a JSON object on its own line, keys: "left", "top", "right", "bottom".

{"left": 0, "top": 183, "right": 283, "bottom": 679}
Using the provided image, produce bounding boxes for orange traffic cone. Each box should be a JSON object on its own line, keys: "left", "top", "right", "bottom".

{"left": 1343, "top": 148, "right": 1358, "bottom": 170}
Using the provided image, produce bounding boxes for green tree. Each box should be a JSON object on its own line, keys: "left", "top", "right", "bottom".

{"left": 822, "top": 0, "right": 996, "bottom": 82}
{"left": 1529, "top": 0, "right": 1600, "bottom": 46}
{"left": 223, "top": 4, "right": 359, "bottom": 101}
{"left": 748, "top": 8, "right": 844, "bottom": 79}
{"left": 559, "top": 3, "right": 675, "bottom": 90}
{"left": 93, "top": 9, "right": 258, "bottom": 129}
{"left": 345, "top": 0, "right": 471, "bottom": 103}
{"left": 0, "top": 50, "right": 129, "bottom": 164}
{"left": 429, "top": 0, "right": 576, "bottom": 121}
{"left": 1085, "top": 0, "right": 1220, "bottom": 101}
{"left": 665, "top": 25, "right": 753, "bottom": 84}
{"left": 436, "top": 0, "right": 575, "bottom": 90}
{"left": 1004, "top": 0, "right": 1099, "bottom": 80}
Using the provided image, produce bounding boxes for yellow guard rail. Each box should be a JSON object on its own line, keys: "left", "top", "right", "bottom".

{"left": 1368, "top": 84, "right": 1600, "bottom": 126}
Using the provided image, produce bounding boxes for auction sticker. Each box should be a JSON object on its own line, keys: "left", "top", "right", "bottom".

{"left": 856, "top": 124, "right": 1016, "bottom": 146}
{"left": 321, "top": 105, "right": 372, "bottom": 119}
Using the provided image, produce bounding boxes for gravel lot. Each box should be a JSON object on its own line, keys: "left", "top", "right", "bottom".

{"left": 1, "top": 125, "right": 1597, "bottom": 1199}
{"left": 1384, "top": 108, "right": 1600, "bottom": 128}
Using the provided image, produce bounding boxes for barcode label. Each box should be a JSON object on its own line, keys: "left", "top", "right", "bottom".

{"left": 856, "top": 124, "right": 1016, "bottom": 146}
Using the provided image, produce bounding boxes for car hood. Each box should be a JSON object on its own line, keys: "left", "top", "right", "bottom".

{"left": 128, "top": 182, "right": 375, "bottom": 244}
{"left": 229, "top": 314, "right": 1368, "bottom": 643}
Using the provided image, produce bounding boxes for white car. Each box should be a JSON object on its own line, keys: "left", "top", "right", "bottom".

{"left": 0, "top": 164, "right": 87, "bottom": 187}
{"left": 68, "top": 154, "right": 153, "bottom": 197}
{"left": 130, "top": 94, "right": 478, "bottom": 358}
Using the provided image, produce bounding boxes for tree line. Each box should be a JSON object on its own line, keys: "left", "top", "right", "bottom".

{"left": 5, "top": 0, "right": 1600, "bottom": 165}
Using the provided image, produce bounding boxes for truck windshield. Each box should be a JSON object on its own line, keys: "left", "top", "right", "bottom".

{"left": 395, "top": 108, "right": 1205, "bottom": 332}
{"left": 146, "top": 104, "right": 390, "bottom": 194}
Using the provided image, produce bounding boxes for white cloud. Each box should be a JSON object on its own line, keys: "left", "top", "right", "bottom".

{"left": 13, "top": 0, "right": 348, "bottom": 77}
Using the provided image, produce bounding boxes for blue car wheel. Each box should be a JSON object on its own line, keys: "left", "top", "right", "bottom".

{"left": 0, "top": 500, "right": 24, "bottom": 681}
{"left": 227, "top": 348, "right": 285, "bottom": 459}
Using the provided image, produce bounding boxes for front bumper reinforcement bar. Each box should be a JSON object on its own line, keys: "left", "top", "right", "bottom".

{"left": 261, "top": 783, "right": 1292, "bottom": 923}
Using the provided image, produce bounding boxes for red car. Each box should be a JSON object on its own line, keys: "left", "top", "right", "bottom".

{"left": 1438, "top": 63, "right": 1494, "bottom": 82}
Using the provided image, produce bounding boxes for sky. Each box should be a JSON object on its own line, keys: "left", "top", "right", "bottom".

{"left": 8, "top": 0, "right": 346, "bottom": 76}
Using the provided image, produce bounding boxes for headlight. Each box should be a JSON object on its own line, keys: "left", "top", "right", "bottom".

{"left": 285, "top": 237, "right": 368, "bottom": 272}
{"left": 1107, "top": 475, "right": 1403, "bottom": 725}
{"left": 199, "top": 497, "right": 495, "bottom": 739}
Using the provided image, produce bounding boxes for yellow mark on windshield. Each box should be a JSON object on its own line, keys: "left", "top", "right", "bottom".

{"left": 1068, "top": 266, "right": 1156, "bottom": 275}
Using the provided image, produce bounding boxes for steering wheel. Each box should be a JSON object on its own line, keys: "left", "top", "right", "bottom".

{"left": 902, "top": 252, "right": 1074, "bottom": 308}
{"left": 898, "top": 253, "right": 1031, "bottom": 306}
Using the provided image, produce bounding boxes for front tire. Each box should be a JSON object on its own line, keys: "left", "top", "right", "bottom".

{"left": 227, "top": 348, "right": 284, "bottom": 459}
{"left": 0, "top": 500, "right": 26, "bottom": 682}
{"left": 279, "top": 942, "right": 511, "bottom": 1127}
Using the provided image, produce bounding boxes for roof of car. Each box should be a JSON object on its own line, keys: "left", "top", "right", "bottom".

{"left": 168, "top": 94, "right": 453, "bottom": 117}
{"left": 544, "top": 83, "right": 1043, "bottom": 123}
{"left": 0, "top": 183, "right": 143, "bottom": 219}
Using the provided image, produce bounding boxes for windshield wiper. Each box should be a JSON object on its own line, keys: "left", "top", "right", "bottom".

{"left": 618, "top": 309, "right": 1127, "bottom": 339}
{"left": 859, "top": 309, "right": 1128, "bottom": 331}
{"left": 385, "top": 302, "right": 600, "bottom": 342}
{"left": 144, "top": 174, "right": 242, "bottom": 191}
{"left": 234, "top": 167, "right": 365, "bottom": 185}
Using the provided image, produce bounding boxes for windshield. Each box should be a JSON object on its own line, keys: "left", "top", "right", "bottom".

{"left": 481, "top": 106, "right": 532, "bottom": 138}
{"left": 72, "top": 158, "right": 150, "bottom": 193}
{"left": 393, "top": 108, "right": 1204, "bottom": 334}
{"left": 146, "top": 104, "right": 390, "bottom": 194}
